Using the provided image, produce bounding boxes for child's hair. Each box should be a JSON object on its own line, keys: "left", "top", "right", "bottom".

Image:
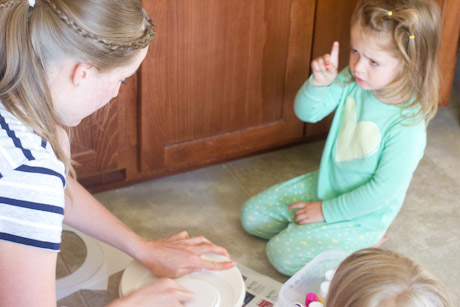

{"left": 325, "top": 248, "right": 451, "bottom": 307}
{"left": 0, "top": 0, "right": 155, "bottom": 175}
{"left": 351, "top": 0, "right": 441, "bottom": 124}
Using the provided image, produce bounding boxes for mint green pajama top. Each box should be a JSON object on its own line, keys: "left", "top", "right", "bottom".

{"left": 294, "top": 68, "right": 426, "bottom": 231}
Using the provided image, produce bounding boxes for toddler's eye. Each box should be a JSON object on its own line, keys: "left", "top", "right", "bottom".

{"left": 370, "top": 60, "right": 379, "bottom": 66}
{"left": 351, "top": 48, "right": 358, "bottom": 54}
{"left": 120, "top": 80, "right": 127, "bottom": 85}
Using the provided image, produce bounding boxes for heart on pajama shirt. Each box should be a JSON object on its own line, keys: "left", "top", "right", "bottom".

{"left": 336, "top": 97, "right": 381, "bottom": 161}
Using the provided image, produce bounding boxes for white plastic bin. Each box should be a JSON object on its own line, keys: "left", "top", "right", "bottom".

{"left": 276, "top": 250, "right": 349, "bottom": 307}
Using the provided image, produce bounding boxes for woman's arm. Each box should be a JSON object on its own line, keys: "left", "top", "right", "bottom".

{"left": 63, "top": 177, "right": 236, "bottom": 277}
{"left": 0, "top": 240, "right": 57, "bottom": 307}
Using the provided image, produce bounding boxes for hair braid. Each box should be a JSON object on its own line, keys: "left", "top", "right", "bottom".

{"left": 42, "top": 0, "right": 155, "bottom": 51}
{"left": 0, "top": 0, "right": 18, "bottom": 9}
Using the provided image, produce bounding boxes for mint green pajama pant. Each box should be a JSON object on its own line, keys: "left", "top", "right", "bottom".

{"left": 241, "top": 172, "right": 383, "bottom": 276}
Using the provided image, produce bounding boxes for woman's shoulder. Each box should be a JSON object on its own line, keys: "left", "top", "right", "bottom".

{"left": 0, "top": 105, "right": 66, "bottom": 252}
{"left": 0, "top": 104, "right": 65, "bottom": 181}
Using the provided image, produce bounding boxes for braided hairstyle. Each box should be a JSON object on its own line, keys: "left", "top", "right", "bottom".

{"left": 351, "top": 0, "right": 441, "bottom": 124}
{"left": 42, "top": 0, "right": 154, "bottom": 54}
{"left": 0, "top": 0, "right": 155, "bottom": 176}
{"left": 0, "top": 1, "right": 15, "bottom": 9}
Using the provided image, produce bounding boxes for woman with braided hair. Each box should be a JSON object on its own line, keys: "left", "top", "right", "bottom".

{"left": 0, "top": 0, "right": 234, "bottom": 306}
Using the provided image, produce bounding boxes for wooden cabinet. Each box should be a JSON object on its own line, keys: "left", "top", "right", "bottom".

{"left": 138, "top": 0, "right": 316, "bottom": 174}
{"left": 70, "top": 76, "right": 139, "bottom": 188}
{"left": 72, "top": 0, "right": 460, "bottom": 191}
{"left": 437, "top": 0, "right": 460, "bottom": 106}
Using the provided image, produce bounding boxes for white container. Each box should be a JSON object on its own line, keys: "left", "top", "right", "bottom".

{"left": 119, "top": 254, "right": 245, "bottom": 307}
{"left": 276, "top": 250, "right": 349, "bottom": 307}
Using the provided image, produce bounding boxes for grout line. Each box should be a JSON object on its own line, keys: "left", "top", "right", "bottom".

{"left": 222, "top": 163, "right": 254, "bottom": 198}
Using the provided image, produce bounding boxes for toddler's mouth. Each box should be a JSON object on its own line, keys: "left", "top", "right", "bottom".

{"left": 354, "top": 75, "right": 365, "bottom": 84}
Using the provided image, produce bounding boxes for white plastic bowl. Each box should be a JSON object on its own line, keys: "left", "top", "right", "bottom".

{"left": 277, "top": 250, "right": 349, "bottom": 307}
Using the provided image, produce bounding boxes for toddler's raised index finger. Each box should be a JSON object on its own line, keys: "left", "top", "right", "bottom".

{"left": 329, "top": 41, "right": 339, "bottom": 68}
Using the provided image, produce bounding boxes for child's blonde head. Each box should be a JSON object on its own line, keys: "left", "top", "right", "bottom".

{"left": 351, "top": 0, "right": 441, "bottom": 123}
{"left": 325, "top": 248, "right": 451, "bottom": 307}
{"left": 0, "top": 0, "right": 155, "bottom": 174}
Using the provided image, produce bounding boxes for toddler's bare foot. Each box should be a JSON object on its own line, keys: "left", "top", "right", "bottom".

{"left": 373, "top": 234, "right": 388, "bottom": 247}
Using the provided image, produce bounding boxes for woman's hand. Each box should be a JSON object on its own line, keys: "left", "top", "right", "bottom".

{"left": 311, "top": 41, "right": 339, "bottom": 87}
{"left": 107, "top": 278, "right": 194, "bottom": 307}
{"left": 289, "top": 201, "right": 325, "bottom": 224}
{"left": 137, "top": 231, "right": 236, "bottom": 278}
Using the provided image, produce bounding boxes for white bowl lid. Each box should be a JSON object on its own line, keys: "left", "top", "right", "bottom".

{"left": 119, "top": 254, "right": 245, "bottom": 307}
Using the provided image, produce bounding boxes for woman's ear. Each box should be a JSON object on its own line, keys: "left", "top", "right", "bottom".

{"left": 71, "top": 63, "right": 93, "bottom": 87}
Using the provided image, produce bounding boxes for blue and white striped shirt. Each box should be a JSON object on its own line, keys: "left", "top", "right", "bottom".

{"left": 0, "top": 102, "right": 66, "bottom": 251}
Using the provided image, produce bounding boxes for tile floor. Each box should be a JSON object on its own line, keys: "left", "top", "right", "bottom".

{"left": 57, "top": 61, "right": 460, "bottom": 306}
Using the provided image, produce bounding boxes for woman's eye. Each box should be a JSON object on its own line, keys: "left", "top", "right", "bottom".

{"left": 351, "top": 48, "right": 358, "bottom": 54}
{"left": 120, "top": 80, "right": 127, "bottom": 85}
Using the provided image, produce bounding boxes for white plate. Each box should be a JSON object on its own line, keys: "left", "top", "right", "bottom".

{"left": 119, "top": 255, "right": 245, "bottom": 307}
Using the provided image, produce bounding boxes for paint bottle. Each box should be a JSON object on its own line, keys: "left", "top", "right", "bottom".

{"left": 305, "top": 292, "right": 318, "bottom": 306}
{"left": 317, "top": 281, "right": 330, "bottom": 303}
{"left": 305, "top": 269, "right": 335, "bottom": 306}
{"left": 325, "top": 269, "right": 336, "bottom": 281}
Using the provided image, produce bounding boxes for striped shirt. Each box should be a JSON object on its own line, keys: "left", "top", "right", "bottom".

{"left": 0, "top": 102, "right": 66, "bottom": 251}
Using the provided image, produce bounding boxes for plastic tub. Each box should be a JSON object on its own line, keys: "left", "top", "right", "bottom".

{"left": 276, "top": 250, "right": 349, "bottom": 307}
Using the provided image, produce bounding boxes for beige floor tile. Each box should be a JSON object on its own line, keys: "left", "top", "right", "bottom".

{"left": 56, "top": 231, "right": 90, "bottom": 307}
{"left": 226, "top": 140, "right": 325, "bottom": 196}
{"left": 80, "top": 272, "right": 123, "bottom": 307}
{"left": 59, "top": 231, "right": 87, "bottom": 274}
{"left": 57, "top": 292, "right": 89, "bottom": 307}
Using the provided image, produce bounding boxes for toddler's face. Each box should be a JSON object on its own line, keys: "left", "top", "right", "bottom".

{"left": 349, "top": 26, "right": 401, "bottom": 98}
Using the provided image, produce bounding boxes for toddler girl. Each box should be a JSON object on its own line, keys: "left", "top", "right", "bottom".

{"left": 241, "top": 0, "right": 441, "bottom": 275}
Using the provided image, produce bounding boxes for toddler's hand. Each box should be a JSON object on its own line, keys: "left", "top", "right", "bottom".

{"left": 311, "top": 41, "right": 339, "bottom": 87}
{"left": 289, "top": 201, "right": 324, "bottom": 224}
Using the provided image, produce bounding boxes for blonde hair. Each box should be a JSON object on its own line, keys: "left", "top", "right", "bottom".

{"left": 325, "top": 248, "right": 451, "bottom": 307}
{"left": 0, "top": 0, "right": 155, "bottom": 176}
{"left": 351, "top": 0, "right": 441, "bottom": 124}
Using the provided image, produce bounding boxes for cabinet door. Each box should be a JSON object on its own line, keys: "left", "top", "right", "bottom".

{"left": 306, "top": 0, "right": 360, "bottom": 138}
{"left": 437, "top": 0, "right": 460, "bottom": 106}
{"left": 71, "top": 77, "right": 138, "bottom": 188}
{"left": 140, "top": 0, "right": 316, "bottom": 172}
